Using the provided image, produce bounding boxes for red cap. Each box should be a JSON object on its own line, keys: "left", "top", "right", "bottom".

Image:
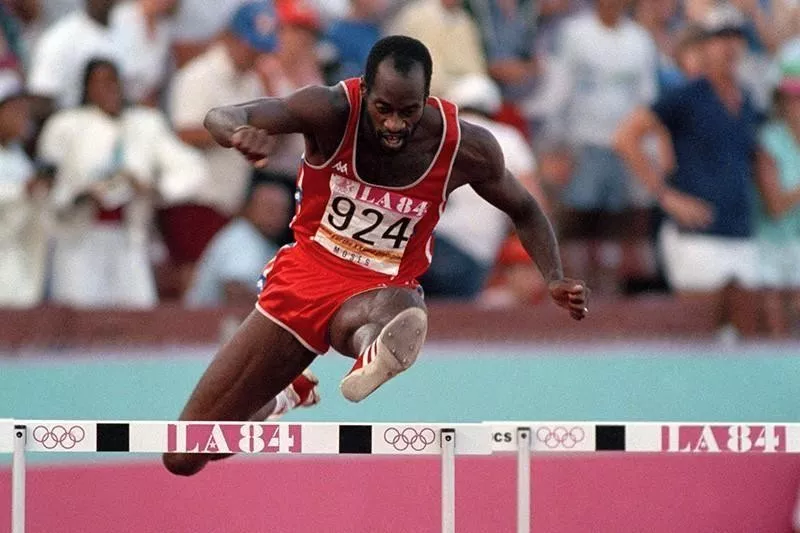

{"left": 276, "top": 0, "right": 321, "bottom": 31}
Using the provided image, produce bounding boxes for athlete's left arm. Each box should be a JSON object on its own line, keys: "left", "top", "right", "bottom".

{"left": 458, "top": 122, "right": 589, "bottom": 320}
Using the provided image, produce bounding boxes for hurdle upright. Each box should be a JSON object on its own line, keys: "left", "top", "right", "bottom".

{"left": 1, "top": 420, "right": 491, "bottom": 533}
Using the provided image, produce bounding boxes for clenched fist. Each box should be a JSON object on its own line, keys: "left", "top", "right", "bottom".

{"left": 231, "top": 126, "right": 274, "bottom": 168}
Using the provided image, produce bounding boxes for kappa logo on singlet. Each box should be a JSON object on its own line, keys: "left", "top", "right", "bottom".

{"left": 313, "top": 174, "right": 429, "bottom": 275}
{"left": 333, "top": 161, "right": 349, "bottom": 174}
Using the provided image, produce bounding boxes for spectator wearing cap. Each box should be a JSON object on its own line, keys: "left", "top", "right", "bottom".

{"left": 671, "top": 24, "right": 706, "bottom": 87}
{"left": 0, "top": 71, "right": 52, "bottom": 308}
{"left": 614, "top": 5, "right": 764, "bottom": 338}
{"left": 110, "top": 0, "right": 179, "bottom": 107}
{"left": 273, "top": 0, "right": 324, "bottom": 88}
{"left": 165, "top": 1, "right": 278, "bottom": 294}
{"left": 753, "top": 42, "right": 800, "bottom": 337}
{"left": 248, "top": 0, "right": 325, "bottom": 185}
{"left": 184, "top": 176, "right": 293, "bottom": 307}
{"left": 420, "top": 74, "right": 545, "bottom": 300}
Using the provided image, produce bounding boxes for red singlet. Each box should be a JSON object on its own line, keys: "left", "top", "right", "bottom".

{"left": 256, "top": 78, "right": 461, "bottom": 353}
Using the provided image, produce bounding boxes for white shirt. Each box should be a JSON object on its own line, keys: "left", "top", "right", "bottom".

{"left": 0, "top": 142, "right": 36, "bottom": 240}
{"left": 27, "top": 12, "right": 121, "bottom": 109}
{"left": 0, "top": 142, "right": 48, "bottom": 307}
{"left": 169, "top": 43, "right": 265, "bottom": 215}
{"left": 110, "top": 2, "right": 173, "bottom": 103}
{"left": 435, "top": 112, "right": 536, "bottom": 264}
{"left": 556, "top": 12, "right": 657, "bottom": 146}
{"left": 38, "top": 106, "right": 208, "bottom": 216}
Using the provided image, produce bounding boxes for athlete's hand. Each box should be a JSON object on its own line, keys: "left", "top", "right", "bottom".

{"left": 231, "top": 125, "right": 274, "bottom": 168}
{"left": 549, "top": 278, "right": 589, "bottom": 321}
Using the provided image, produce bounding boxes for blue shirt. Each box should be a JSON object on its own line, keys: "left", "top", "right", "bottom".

{"left": 652, "top": 78, "right": 761, "bottom": 237}
{"left": 184, "top": 218, "right": 278, "bottom": 307}
{"left": 324, "top": 20, "right": 380, "bottom": 82}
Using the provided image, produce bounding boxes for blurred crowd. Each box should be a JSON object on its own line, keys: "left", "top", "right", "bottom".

{"left": 0, "top": 0, "right": 799, "bottom": 337}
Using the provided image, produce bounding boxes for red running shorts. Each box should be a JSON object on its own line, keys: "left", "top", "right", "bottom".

{"left": 256, "top": 244, "right": 419, "bottom": 354}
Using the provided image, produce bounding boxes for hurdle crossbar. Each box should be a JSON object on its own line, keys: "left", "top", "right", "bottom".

{"left": 5, "top": 420, "right": 800, "bottom": 533}
{"left": 1, "top": 420, "right": 490, "bottom": 533}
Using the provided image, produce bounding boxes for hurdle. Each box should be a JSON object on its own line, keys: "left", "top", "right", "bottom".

{"left": 488, "top": 421, "right": 800, "bottom": 533}
{"left": 0, "top": 420, "right": 491, "bottom": 533}
{"left": 5, "top": 420, "right": 800, "bottom": 533}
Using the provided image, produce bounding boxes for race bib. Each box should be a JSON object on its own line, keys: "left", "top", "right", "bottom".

{"left": 313, "top": 174, "right": 429, "bottom": 275}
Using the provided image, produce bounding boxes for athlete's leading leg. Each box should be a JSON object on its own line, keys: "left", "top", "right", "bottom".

{"left": 163, "top": 310, "right": 317, "bottom": 476}
{"left": 329, "top": 287, "right": 427, "bottom": 402}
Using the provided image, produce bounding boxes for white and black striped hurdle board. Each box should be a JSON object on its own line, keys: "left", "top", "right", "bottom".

{"left": 0, "top": 420, "right": 492, "bottom": 455}
{"left": 489, "top": 421, "right": 800, "bottom": 454}
{"left": 5, "top": 420, "right": 800, "bottom": 533}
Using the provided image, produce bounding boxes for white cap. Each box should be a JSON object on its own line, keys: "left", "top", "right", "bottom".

{"left": 445, "top": 74, "right": 502, "bottom": 116}
{"left": 699, "top": 4, "right": 746, "bottom": 39}
{"left": 0, "top": 70, "right": 24, "bottom": 105}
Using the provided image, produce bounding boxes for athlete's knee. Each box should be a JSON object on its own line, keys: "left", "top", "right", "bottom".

{"left": 162, "top": 452, "right": 208, "bottom": 477}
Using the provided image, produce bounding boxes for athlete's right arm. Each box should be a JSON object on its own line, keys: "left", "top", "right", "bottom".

{"left": 203, "top": 84, "right": 345, "bottom": 166}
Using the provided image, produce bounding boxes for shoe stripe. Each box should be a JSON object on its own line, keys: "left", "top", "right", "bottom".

{"left": 365, "top": 342, "right": 376, "bottom": 366}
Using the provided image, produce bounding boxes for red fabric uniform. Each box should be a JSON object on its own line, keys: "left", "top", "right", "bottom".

{"left": 257, "top": 78, "right": 461, "bottom": 353}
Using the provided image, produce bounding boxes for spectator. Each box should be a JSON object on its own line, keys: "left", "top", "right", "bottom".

{"left": 165, "top": 1, "right": 277, "bottom": 291}
{"left": 464, "top": 0, "right": 538, "bottom": 136}
{"left": 110, "top": 0, "right": 179, "bottom": 107}
{"left": 185, "top": 177, "right": 293, "bottom": 307}
{"left": 38, "top": 59, "right": 206, "bottom": 309}
{"left": 551, "top": 0, "right": 659, "bottom": 293}
{"left": 322, "top": 0, "right": 386, "bottom": 83}
{"left": 274, "top": 0, "right": 324, "bottom": 88}
{"left": 27, "top": 0, "right": 120, "bottom": 113}
{"left": 388, "top": 0, "right": 488, "bottom": 96}
{"left": 251, "top": 0, "right": 325, "bottom": 183}
{"left": 632, "top": 0, "right": 683, "bottom": 92}
{"left": 0, "top": 71, "right": 52, "bottom": 308}
{"left": 420, "top": 74, "right": 545, "bottom": 299}
{"left": 753, "top": 42, "right": 800, "bottom": 337}
{"left": 672, "top": 24, "right": 706, "bottom": 85}
{"left": 614, "top": 5, "right": 763, "bottom": 338}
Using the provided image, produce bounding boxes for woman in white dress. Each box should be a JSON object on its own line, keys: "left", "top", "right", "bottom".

{"left": 38, "top": 58, "right": 207, "bottom": 308}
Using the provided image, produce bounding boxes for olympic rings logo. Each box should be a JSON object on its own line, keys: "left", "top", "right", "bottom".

{"left": 384, "top": 427, "right": 436, "bottom": 451}
{"left": 536, "top": 426, "right": 585, "bottom": 449}
{"left": 32, "top": 425, "right": 86, "bottom": 450}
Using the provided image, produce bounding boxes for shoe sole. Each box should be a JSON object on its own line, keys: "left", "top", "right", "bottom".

{"left": 340, "top": 307, "right": 428, "bottom": 403}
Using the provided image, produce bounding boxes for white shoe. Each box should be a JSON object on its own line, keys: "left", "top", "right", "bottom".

{"left": 339, "top": 307, "right": 427, "bottom": 403}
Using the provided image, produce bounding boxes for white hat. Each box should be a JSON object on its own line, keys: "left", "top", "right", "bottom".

{"left": 445, "top": 74, "right": 502, "bottom": 116}
{"left": 0, "top": 70, "right": 24, "bottom": 106}
{"left": 698, "top": 4, "right": 746, "bottom": 40}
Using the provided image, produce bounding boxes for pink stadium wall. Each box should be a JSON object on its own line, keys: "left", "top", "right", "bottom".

{"left": 2, "top": 454, "right": 800, "bottom": 532}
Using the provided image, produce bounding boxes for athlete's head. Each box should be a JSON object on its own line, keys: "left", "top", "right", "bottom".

{"left": 361, "top": 35, "right": 432, "bottom": 153}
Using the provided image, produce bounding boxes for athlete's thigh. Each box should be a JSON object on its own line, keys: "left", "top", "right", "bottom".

{"left": 328, "top": 286, "right": 426, "bottom": 357}
{"left": 178, "top": 309, "right": 317, "bottom": 422}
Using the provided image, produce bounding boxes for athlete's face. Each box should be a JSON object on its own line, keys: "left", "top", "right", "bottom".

{"left": 362, "top": 60, "right": 427, "bottom": 153}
